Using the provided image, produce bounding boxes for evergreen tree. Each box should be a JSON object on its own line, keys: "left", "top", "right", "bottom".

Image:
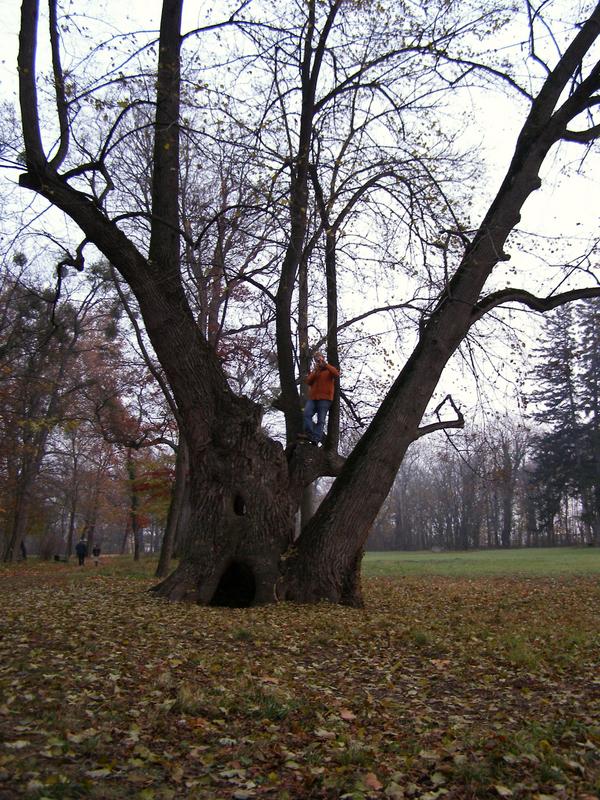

{"left": 529, "top": 307, "right": 580, "bottom": 542}
{"left": 576, "top": 300, "right": 600, "bottom": 543}
{"left": 528, "top": 302, "right": 600, "bottom": 545}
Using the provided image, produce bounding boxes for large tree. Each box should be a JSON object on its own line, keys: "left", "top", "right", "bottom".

{"left": 15, "top": 0, "right": 600, "bottom": 603}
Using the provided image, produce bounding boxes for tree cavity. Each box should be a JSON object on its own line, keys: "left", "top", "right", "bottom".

{"left": 209, "top": 560, "right": 256, "bottom": 607}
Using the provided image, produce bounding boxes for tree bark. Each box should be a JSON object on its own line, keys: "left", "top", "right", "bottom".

{"left": 127, "top": 453, "right": 142, "bottom": 561}
{"left": 66, "top": 489, "right": 78, "bottom": 562}
{"left": 153, "top": 410, "right": 296, "bottom": 605}
{"left": 121, "top": 515, "right": 131, "bottom": 555}
{"left": 3, "top": 485, "right": 31, "bottom": 563}
{"left": 156, "top": 436, "right": 189, "bottom": 577}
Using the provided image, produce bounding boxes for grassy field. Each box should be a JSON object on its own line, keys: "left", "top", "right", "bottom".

{"left": 362, "top": 546, "right": 600, "bottom": 577}
{"left": 0, "top": 552, "right": 598, "bottom": 799}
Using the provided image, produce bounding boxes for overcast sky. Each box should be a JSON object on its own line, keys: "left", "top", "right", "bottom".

{"left": 1, "top": 0, "right": 598, "bottom": 424}
{"left": 2, "top": 0, "right": 595, "bottom": 234}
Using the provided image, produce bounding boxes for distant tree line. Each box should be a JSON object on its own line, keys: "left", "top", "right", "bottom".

{"left": 368, "top": 300, "right": 600, "bottom": 550}
{"left": 1, "top": 270, "right": 598, "bottom": 559}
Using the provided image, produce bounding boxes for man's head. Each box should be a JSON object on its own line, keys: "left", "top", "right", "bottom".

{"left": 314, "top": 351, "right": 325, "bottom": 366}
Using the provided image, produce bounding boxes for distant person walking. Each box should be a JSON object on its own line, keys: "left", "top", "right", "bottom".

{"left": 92, "top": 545, "right": 101, "bottom": 566}
{"left": 299, "top": 352, "right": 340, "bottom": 445}
{"left": 75, "top": 537, "right": 88, "bottom": 566}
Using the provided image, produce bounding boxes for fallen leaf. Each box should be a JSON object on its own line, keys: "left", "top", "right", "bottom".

{"left": 87, "top": 768, "right": 112, "bottom": 779}
{"left": 314, "top": 728, "right": 336, "bottom": 740}
{"left": 364, "top": 772, "right": 383, "bottom": 790}
{"left": 385, "top": 781, "right": 405, "bottom": 799}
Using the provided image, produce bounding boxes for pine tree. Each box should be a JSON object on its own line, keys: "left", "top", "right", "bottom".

{"left": 576, "top": 300, "right": 600, "bottom": 544}
{"left": 529, "top": 307, "right": 580, "bottom": 542}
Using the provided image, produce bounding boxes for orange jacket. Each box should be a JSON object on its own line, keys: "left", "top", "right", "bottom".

{"left": 306, "top": 363, "right": 340, "bottom": 401}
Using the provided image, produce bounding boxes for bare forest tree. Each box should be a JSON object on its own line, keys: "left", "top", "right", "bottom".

{"left": 14, "top": 0, "right": 600, "bottom": 604}
{"left": 368, "top": 424, "right": 535, "bottom": 551}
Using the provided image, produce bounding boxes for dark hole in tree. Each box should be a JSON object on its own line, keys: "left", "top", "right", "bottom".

{"left": 233, "top": 494, "right": 246, "bottom": 516}
{"left": 210, "top": 561, "right": 256, "bottom": 608}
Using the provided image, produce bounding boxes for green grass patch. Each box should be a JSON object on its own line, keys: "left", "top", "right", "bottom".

{"left": 363, "top": 545, "right": 600, "bottom": 577}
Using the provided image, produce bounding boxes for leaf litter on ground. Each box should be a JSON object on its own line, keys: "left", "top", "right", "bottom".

{"left": 0, "top": 562, "right": 598, "bottom": 799}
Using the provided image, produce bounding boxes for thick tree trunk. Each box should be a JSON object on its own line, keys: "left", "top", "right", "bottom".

{"left": 173, "top": 474, "right": 192, "bottom": 557}
{"left": 300, "top": 484, "right": 315, "bottom": 529}
{"left": 153, "top": 411, "right": 295, "bottom": 606}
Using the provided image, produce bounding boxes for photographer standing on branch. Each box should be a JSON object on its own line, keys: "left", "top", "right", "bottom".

{"left": 299, "top": 352, "right": 340, "bottom": 446}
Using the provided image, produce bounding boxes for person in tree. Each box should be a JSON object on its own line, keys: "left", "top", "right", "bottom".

{"left": 299, "top": 352, "right": 340, "bottom": 445}
{"left": 75, "top": 537, "right": 88, "bottom": 566}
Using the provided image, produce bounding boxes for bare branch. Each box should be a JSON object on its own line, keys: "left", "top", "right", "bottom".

{"left": 181, "top": 0, "right": 286, "bottom": 42}
{"left": 57, "top": 238, "right": 87, "bottom": 273}
{"left": 236, "top": 274, "right": 276, "bottom": 303}
{"left": 428, "top": 50, "right": 535, "bottom": 101}
{"left": 48, "top": 0, "right": 69, "bottom": 169}
{"left": 193, "top": 203, "right": 276, "bottom": 249}
{"left": 563, "top": 123, "right": 600, "bottom": 142}
{"left": 340, "top": 388, "right": 365, "bottom": 428}
{"left": 311, "top": 301, "right": 420, "bottom": 352}
{"left": 526, "top": 0, "right": 554, "bottom": 77}
{"left": 473, "top": 285, "right": 600, "bottom": 322}
{"left": 414, "top": 394, "right": 464, "bottom": 439}
{"left": 18, "top": 0, "right": 46, "bottom": 170}
{"left": 61, "top": 161, "right": 103, "bottom": 181}
{"left": 109, "top": 265, "right": 180, "bottom": 425}
{"left": 530, "top": 7, "right": 600, "bottom": 142}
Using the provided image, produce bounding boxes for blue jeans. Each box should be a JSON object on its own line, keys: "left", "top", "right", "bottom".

{"left": 303, "top": 399, "right": 332, "bottom": 443}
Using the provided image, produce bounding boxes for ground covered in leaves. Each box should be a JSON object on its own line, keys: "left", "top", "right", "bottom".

{"left": 0, "top": 560, "right": 599, "bottom": 800}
